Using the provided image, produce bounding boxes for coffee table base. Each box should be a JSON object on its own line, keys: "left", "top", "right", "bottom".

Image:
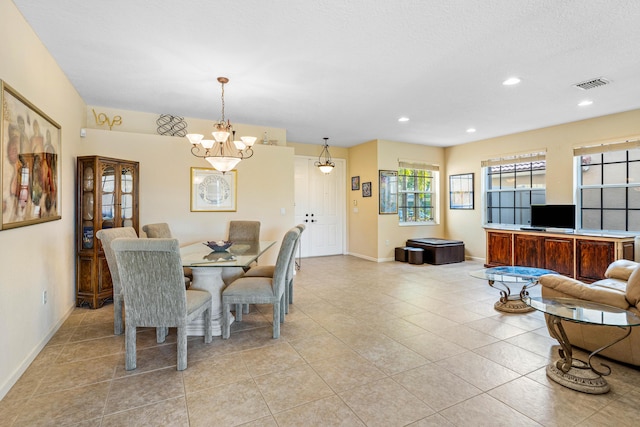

{"left": 494, "top": 297, "right": 535, "bottom": 313}
{"left": 546, "top": 359, "right": 610, "bottom": 394}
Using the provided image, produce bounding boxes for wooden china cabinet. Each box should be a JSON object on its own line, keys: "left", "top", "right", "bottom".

{"left": 76, "top": 156, "right": 139, "bottom": 308}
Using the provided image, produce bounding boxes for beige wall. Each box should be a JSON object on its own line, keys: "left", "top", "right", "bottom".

{"left": 79, "top": 129, "right": 294, "bottom": 261}
{"left": 444, "top": 109, "right": 640, "bottom": 259}
{"left": 0, "top": 0, "right": 86, "bottom": 398}
{"left": 87, "top": 105, "right": 288, "bottom": 147}
{"left": 377, "top": 139, "right": 446, "bottom": 260}
{"left": 347, "top": 140, "right": 378, "bottom": 259}
{"left": 342, "top": 139, "right": 448, "bottom": 260}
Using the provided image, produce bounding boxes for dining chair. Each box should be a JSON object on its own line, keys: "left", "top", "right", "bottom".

{"left": 112, "top": 238, "right": 213, "bottom": 371}
{"left": 228, "top": 220, "right": 261, "bottom": 242}
{"left": 221, "top": 227, "right": 300, "bottom": 339}
{"left": 95, "top": 226, "right": 138, "bottom": 335}
{"left": 227, "top": 220, "right": 261, "bottom": 313}
{"left": 142, "top": 222, "right": 193, "bottom": 285}
{"left": 243, "top": 224, "right": 305, "bottom": 313}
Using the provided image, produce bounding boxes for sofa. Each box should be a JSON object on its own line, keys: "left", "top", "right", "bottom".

{"left": 539, "top": 259, "right": 640, "bottom": 366}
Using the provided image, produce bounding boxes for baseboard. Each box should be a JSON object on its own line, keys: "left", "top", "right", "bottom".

{"left": 345, "top": 252, "right": 382, "bottom": 262}
{"left": 0, "top": 303, "right": 75, "bottom": 400}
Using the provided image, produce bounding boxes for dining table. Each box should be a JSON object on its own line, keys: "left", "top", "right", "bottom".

{"left": 180, "top": 240, "right": 276, "bottom": 336}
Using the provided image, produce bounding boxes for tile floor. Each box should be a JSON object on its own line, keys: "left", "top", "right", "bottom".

{"left": 2, "top": 256, "right": 640, "bottom": 426}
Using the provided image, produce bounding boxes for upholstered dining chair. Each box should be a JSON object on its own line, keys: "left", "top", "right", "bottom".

{"left": 112, "top": 238, "right": 212, "bottom": 371}
{"left": 228, "top": 220, "right": 261, "bottom": 242}
{"left": 221, "top": 227, "right": 300, "bottom": 339}
{"left": 243, "top": 224, "right": 305, "bottom": 313}
{"left": 142, "top": 222, "right": 192, "bottom": 285}
{"left": 95, "top": 226, "right": 138, "bottom": 335}
{"left": 227, "top": 220, "right": 261, "bottom": 313}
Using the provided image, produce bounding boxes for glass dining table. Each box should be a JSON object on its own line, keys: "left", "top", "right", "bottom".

{"left": 180, "top": 240, "right": 276, "bottom": 336}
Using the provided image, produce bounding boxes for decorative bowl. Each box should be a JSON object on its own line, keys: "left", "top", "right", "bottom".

{"left": 204, "top": 240, "right": 232, "bottom": 252}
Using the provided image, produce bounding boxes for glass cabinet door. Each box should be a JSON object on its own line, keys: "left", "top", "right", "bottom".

{"left": 120, "top": 166, "right": 134, "bottom": 227}
{"left": 101, "top": 165, "right": 116, "bottom": 229}
{"left": 81, "top": 163, "right": 95, "bottom": 249}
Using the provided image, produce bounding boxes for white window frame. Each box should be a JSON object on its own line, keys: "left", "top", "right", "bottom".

{"left": 482, "top": 152, "right": 546, "bottom": 227}
{"left": 397, "top": 161, "right": 439, "bottom": 226}
{"left": 575, "top": 139, "right": 640, "bottom": 232}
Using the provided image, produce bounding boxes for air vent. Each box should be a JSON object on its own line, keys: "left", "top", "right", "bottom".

{"left": 573, "top": 77, "right": 610, "bottom": 90}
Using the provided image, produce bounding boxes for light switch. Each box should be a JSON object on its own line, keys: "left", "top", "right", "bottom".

{"left": 280, "top": 207, "right": 286, "bottom": 216}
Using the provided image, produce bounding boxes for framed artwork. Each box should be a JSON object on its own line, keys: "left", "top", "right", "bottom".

{"left": 1, "top": 81, "right": 62, "bottom": 230}
{"left": 449, "top": 173, "right": 474, "bottom": 209}
{"left": 379, "top": 170, "right": 398, "bottom": 214}
{"left": 190, "top": 167, "right": 237, "bottom": 212}
{"left": 351, "top": 175, "right": 360, "bottom": 190}
{"left": 362, "top": 181, "right": 372, "bottom": 197}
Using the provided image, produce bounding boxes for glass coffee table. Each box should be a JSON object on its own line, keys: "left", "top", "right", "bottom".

{"left": 524, "top": 296, "right": 640, "bottom": 394}
{"left": 470, "top": 266, "right": 556, "bottom": 313}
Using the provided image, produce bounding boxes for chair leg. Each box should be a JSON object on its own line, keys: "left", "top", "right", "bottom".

{"left": 284, "top": 281, "right": 289, "bottom": 314}
{"left": 289, "top": 278, "right": 294, "bottom": 304}
{"left": 273, "top": 301, "right": 280, "bottom": 339}
{"left": 235, "top": 304, "right": 243, "bottom": 322}
{"left": 280, "top": 294, "right": 286, "bottom": 324}
{"left": 156, "top": 326, "right": 168, "bottom": 343}
{"left": 203, "top": 307, "right": 212, "bottom": 344}
{"left": 222, "top": 303, "right": 231, "bottom": 339}
{"left": 114, "top": 294, "right": 124, "bottom": 335}
{"left": 177, "top": 326, "right": 187, "bottom": 371}
{"left": 243, "top": 304, "right": 250, "bottom": 315}
{"left": 125, "top": 324, "right": 137, "bottom": 370}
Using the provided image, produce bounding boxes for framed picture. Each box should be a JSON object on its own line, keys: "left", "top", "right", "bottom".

{"left": 1, "top": 81, "right": 62, "bottom": 230}
{"left": 190, "top": 167, "right": 237, "bottom": 212}
{"left": 351, "top": 175, "right": 360, "bottom": 190}
{"left": 362, "top": 181, "right": 372, "bottom": 197}
{"left": 449, "top": 173, "right": 474, "bottom": 209}
{"left": 379, "top": 170, "right": 398, "bottom": 214}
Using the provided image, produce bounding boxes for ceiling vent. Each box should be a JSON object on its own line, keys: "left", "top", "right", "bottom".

{"left": 573, "top": 77, "right": 611, "bottom": 90}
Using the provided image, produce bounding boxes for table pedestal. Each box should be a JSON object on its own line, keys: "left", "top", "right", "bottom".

{"left": 544, "top": 315, "right": 632, "bottom": 394}
{"left": 187, "top": 266, "right": 243, "bottom": 336}
{"left": 488, "top": 279, "right": 536, "bottom": 313}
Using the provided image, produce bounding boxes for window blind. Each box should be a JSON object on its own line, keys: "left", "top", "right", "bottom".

{"left": 398, "top": 160, "right": 439, "bottom": 171}
{"left": 480, "top": 151, "right": 546, "bottom": 167}
{"left": 573, "top": 139, "right": 640, "bottom": 156}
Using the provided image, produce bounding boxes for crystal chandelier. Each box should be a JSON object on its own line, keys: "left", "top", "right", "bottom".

{"left": 186, "top": 77, "right": 256, "bottom": 172}
{"left": 315, "top": 137, "right": 335, "bottom": 174}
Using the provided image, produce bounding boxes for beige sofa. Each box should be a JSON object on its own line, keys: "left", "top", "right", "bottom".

{"left": 539, "top": 259, "right": 640, "bottom": 366}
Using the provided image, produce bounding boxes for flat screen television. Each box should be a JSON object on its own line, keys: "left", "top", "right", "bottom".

{"left": 530, "top": 204, "right": 576, "bottom": 230}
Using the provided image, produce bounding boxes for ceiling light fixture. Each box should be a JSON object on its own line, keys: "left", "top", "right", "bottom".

{"left": 466, "top": 128, "right": 476, "bottom": 133}
{"left": 186, "top": 77, "right": 256, "bottom": 173}
{"left": 398, "top": 117, "right": 410, "bottom": 122}
{"left": 578, "top": 100, "right": 593, "bottom": 107}
{"left": 315, "top": 137, "right": 335, "bottom": 174}
{"left": 502, "top": 77, "right": 521, "bottom": 86}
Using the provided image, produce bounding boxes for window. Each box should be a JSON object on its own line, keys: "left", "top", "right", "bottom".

{"left": 397, "top": 162, "right": 439, "bottom": 224}
{"left": 576, "top": 141, "right": 640, "bottom": 232}
{"left": 482, "top": 153, "right": 546, "bottom": 226}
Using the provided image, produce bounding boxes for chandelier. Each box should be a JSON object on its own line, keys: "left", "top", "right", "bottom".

{"left": 186, "top": 77, "right": 256, "bottom": 172}
{"left": 315, "top": 137, "right": 335, "bottom": 174}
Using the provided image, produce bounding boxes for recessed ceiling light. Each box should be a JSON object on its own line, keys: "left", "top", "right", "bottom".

{"left": 503, "top": 77, "right": 521, "bottom": 86}
{"left": 578, "top": 100, "right": 593, "bottom": 107}
{"left": 398, "top": 117, "right": 410, "bottom": 122}
{"left": 466, "top": 128, "right": 476, "bottom": 133}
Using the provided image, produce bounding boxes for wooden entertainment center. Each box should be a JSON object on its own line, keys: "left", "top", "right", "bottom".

{"left": 485, "top": 227, "right": 636, "bottom": 282}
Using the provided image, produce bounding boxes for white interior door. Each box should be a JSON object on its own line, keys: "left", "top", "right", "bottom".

{"left": 295, "top": 156, "right": 345, "bottom": 257}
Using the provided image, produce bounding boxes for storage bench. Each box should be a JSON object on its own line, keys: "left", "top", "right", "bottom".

{"left": 406, "top": 238, "right": 465, "bottom": 265}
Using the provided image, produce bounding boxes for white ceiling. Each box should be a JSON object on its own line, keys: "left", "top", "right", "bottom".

{"left": 11, "top": 0, "right": 640, "bottom": 148}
